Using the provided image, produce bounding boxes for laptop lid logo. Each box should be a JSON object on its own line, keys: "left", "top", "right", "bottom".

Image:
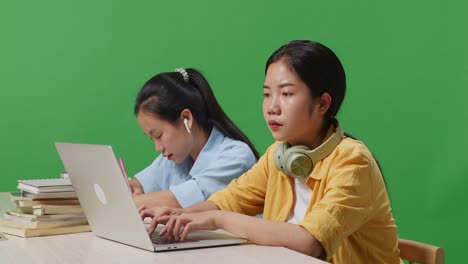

{"left": 94, "top": 183, "right": 107, "bottom": 205}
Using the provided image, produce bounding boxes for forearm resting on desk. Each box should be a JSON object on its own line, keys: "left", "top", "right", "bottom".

{"left": 133, "top": 190, "right": 182, "bottom": 209}
{"left": 156, "top": 207, "right": 324, "bottom": 258}
{"left": 184, "top": 201, "right": 219, "bottom": 213}
{"left": 216, "top": 211, "right": 324, "bottom": 258}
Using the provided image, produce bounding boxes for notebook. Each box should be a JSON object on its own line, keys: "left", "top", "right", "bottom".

{"left": 17, "top": 178, "right": 75, "bottom": 194}
{"left": 54, "top": 142, "right": 248, "bottom": 252}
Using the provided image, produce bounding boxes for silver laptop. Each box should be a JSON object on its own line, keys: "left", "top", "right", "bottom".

{"left": 55, "top": 142, "right": 247, "bottom": 252}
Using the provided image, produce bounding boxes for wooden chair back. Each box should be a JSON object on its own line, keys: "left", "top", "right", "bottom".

{"left": 399, "top": 238, "right": 444, "bottom": 264}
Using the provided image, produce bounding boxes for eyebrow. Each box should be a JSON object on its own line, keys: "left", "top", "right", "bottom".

{"left": 263, "top": 82, "right": 296, "bottom": 89}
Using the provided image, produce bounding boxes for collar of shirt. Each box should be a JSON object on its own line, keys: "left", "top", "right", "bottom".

{"left": 187, "top": 126, "right": 225, "bottom": 176}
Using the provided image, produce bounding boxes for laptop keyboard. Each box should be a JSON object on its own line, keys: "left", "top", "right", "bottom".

{"left": 150, "top": 232, "right": 194, "bottom": 245}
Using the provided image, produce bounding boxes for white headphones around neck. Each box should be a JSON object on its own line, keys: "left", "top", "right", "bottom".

{"left": 274, "top": 125, "right": 344, "bottom": 179}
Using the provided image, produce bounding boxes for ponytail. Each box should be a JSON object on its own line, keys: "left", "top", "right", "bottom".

{"left": 186, "top": 69, "right": 260, "bottom": 159}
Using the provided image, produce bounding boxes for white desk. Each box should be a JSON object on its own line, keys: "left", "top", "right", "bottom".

{"left": 0, "top": 193, "right": 327, "bottom": 264}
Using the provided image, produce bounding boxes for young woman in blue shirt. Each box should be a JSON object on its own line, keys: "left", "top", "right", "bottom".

{"left": 130, "top": 68, "right": 259, "bottom": 208}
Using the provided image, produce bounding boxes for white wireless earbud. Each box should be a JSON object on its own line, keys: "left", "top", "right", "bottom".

{"left": 183, "top": 118, "right": 191, "bottom": 133}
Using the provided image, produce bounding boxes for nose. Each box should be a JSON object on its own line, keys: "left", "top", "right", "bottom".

{"left": 266, "top": 94, "right": 280, "bottom": 115}
{"left": 154, "top": 140, "right": 164, "bottom": 153}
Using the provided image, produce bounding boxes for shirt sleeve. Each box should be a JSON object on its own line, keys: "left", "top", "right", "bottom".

{"left": 208, "top": 145, "right": 274, "bottom": 216}
{"left": 298, "top": 153, "right": 376, "bottom": 260}
{"left": 170, "top": 143, "right": 256, "bottom": 208}
{"left": 134, "top": 157, "right": 163, "bottom": 194}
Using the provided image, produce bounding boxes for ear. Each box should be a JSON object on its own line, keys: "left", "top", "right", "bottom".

{"left": 317, "top": 93, "right": 332, "bottom": 115}
{"left": 179, "top": 108, "right": 193, "bottom": 128}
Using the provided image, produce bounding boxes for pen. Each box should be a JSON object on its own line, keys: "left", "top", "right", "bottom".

{"left": 119, "top": 158, "right": 132, "bottom": 192}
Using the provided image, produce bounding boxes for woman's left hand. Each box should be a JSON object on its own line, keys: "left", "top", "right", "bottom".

{"left": 159, "top": 210, "right": 221, "bottom": 241}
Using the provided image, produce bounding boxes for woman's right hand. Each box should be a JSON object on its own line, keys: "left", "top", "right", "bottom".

{"left": 139, "top": 206, "right": 183, "bottom": 235}
{"left": 129, "top": 178, "right": 144, "bottom": 196}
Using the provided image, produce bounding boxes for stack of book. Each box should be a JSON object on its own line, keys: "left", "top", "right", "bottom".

{"left": 0, "top": 178, "right": 91, "bottom": 237}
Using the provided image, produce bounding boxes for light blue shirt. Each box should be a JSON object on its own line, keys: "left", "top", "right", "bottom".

{"left": 135, "top": 127, "right": 257, "bottom": 208}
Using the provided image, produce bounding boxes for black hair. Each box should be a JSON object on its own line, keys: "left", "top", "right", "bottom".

{"left": 134, "top": 68, "right": 259, "bottom": 160}
{"left": 265, "top": 40, "right": 388, "bottom": 188}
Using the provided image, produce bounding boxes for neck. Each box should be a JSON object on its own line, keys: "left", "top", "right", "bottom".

{"left": 189, "top": 125, "right": 210, "bottom": 161}
{"left": 305, "top": 127, "right": 328, "bottom": 150}
{"left": 289, "top": 120, "right": 328, "bottom": 150}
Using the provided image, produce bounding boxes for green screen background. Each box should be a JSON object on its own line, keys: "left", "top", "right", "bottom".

{"left": 0, "top": 1, "right": 465, "bottom": 262}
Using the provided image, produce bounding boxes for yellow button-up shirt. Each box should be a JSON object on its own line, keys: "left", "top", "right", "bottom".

{"left": 208, "top": 135, "right": 400, "bottom": 263}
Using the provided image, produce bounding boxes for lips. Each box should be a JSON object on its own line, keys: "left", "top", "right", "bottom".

{"left": 268, "top": 120, "right": 281, "bottom": 126}
{"left": 268, "top": 120, "right": 282, "bottom": 130}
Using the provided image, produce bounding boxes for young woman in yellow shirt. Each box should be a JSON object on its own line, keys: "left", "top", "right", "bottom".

{"left": 140, "top": 40, "right": 400, "bottom": 263}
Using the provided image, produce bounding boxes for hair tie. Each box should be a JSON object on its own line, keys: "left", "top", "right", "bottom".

{"left": 175, "top": 68, "right": 189, "bottom": 83}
